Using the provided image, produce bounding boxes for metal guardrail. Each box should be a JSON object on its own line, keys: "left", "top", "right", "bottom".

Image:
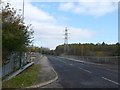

{"left": 2, "top": 52, "right": 32, "bottom": 78}
{"left": 3, "top": 62, "right": 34, "bottom": 82}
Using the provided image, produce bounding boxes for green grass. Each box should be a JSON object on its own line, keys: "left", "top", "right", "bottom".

{"left": 2, "top": 64, "right": 40, "bottom": 88}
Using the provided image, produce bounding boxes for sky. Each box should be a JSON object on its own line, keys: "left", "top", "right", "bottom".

{"left": 2, "top": 0, "right": 119, "bottom": 50}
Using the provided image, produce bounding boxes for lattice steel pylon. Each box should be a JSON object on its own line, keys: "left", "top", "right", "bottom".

{"left": 64, "top": 27, "right": 69, "bottom": 54}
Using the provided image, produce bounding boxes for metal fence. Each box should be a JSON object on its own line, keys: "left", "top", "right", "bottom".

{"left": 64, "top": 55, "right": 119, "bottom": 65}
{"left": 2, "top": 52, "right": 31, "bottom": 78}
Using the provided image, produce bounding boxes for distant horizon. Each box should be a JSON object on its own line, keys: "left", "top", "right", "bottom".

{"left": 33, "top": 41, "right": 119, "bottom": 50}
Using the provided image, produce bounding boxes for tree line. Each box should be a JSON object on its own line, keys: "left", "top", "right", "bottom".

{"left": 55, "top": 42, "right": 120, "bottom": 56}
{"left": 29, "top": 42, "right": 120, "bottom": 57}
{"left": 28, "top": 46, "right": 50, "bottom": 55}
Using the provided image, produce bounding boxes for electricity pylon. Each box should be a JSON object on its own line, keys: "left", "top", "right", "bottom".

{"left": 64, "top": 27, "right": 69, "bottom": 54}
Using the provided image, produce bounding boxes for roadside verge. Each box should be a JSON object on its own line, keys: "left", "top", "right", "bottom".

{"left": 27, "top": 56, "right": 58, "bottom": 88}
{"left": 3, "top": 62, "right": 34, "bottom": 82}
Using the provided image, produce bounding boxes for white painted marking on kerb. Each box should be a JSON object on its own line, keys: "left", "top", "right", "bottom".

{"left": 79, "top": 67, "right": 92, "bottom": 73}
{"left": 102, "top": 77, "right": 120, "bottom": 85}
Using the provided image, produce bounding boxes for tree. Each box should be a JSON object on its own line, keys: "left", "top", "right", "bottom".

{"left": 102, "top": 42, "right": 106, "bottom": 46}
{"left": 2, "top": 3, "right": 34, "bottom": 64}
{"left": 116, "top": 42, "right": 120, "bottom": 56}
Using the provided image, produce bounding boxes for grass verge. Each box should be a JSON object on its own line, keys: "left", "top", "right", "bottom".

{"left": 2, "top": 64, "right": 40, "bottom": 88}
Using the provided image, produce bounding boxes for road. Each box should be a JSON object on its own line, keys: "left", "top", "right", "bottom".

{"left": 47, "top": 56, "right": 119, "bottom": 88}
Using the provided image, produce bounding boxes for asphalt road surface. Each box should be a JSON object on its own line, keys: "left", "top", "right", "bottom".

{"left": 47, "top": 56, "right": 119, "bottom": 88}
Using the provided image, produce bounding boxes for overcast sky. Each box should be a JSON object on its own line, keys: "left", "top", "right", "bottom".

{"left": 3, "top": 0, "right": 119, "bottom": 50}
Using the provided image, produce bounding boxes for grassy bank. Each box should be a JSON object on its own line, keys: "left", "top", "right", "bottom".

{"left": 2, "top": 64, "right": 40, "bottom": 88}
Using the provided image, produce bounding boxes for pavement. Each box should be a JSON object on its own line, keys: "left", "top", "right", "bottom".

{"left": 47, "top": 56, "right": 119, "bottom": 88}
{"left": 27, "top": 54, "right": 62, "bottom": 88}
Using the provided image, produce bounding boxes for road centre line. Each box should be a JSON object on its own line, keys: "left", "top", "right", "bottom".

{"left": 58, "top": 58, "right": 75, "bottom": 67}
{"left": 69, "top": 64, "right": 73, "bottom": 66}
{"left": 59, "top": 58, "right": 92, "bottom": 73}
{"left": 57, "top": 59, "right": 68, "bottom": 64}
{"left": 79, "top": 67, "right": 92, "bottom": 73}
{"left": 102, "top": 77, "right": 120, "bottom": 85}
{"left": 59, "top": 60, "right": 74, "bottom": 66}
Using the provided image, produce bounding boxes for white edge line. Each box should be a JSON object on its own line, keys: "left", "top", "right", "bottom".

{"left": 102, "top": 77, "right": 120, "bottom": 85}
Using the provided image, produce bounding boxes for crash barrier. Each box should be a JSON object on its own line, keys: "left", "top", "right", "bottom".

{"left": 2, "top": 52, "right": 32, "bottom": 78}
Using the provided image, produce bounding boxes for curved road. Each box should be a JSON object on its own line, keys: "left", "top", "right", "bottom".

{"left": 47, "top": 56, "right": 119, "bottom": 88}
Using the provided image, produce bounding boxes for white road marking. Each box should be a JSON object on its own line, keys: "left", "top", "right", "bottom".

{"left": 60, "top": 60, "right": 74, "bottom": 66}
{"left": 69, "top": 64, "right": 73, "bottom": 66}
{"left": 102, "top": 77, "right": 120, "bottom": 85}
{"left": 79, "top": 67, "right": 92, "bottom": 73}
{"left": 58, "top": 57, "right": 118, "bottom": 73}
{"left": 61, "top": 61, "right": 67, "bottom": 64}
{"left": 57, "top": 59, "right": 68, "bottom": 64}
{"left": 57, "top": 58, "right": 75, "bottom": 66}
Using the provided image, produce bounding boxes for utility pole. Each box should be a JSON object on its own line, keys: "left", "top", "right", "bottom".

{"left": 20, "top": 0, "right": 25, "bottom": 68}
{"left": 22, "top": 0, "right": 24, "bottom": 21}
{"left": 64, "top": 27, "right": 69, "bottom": 55}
